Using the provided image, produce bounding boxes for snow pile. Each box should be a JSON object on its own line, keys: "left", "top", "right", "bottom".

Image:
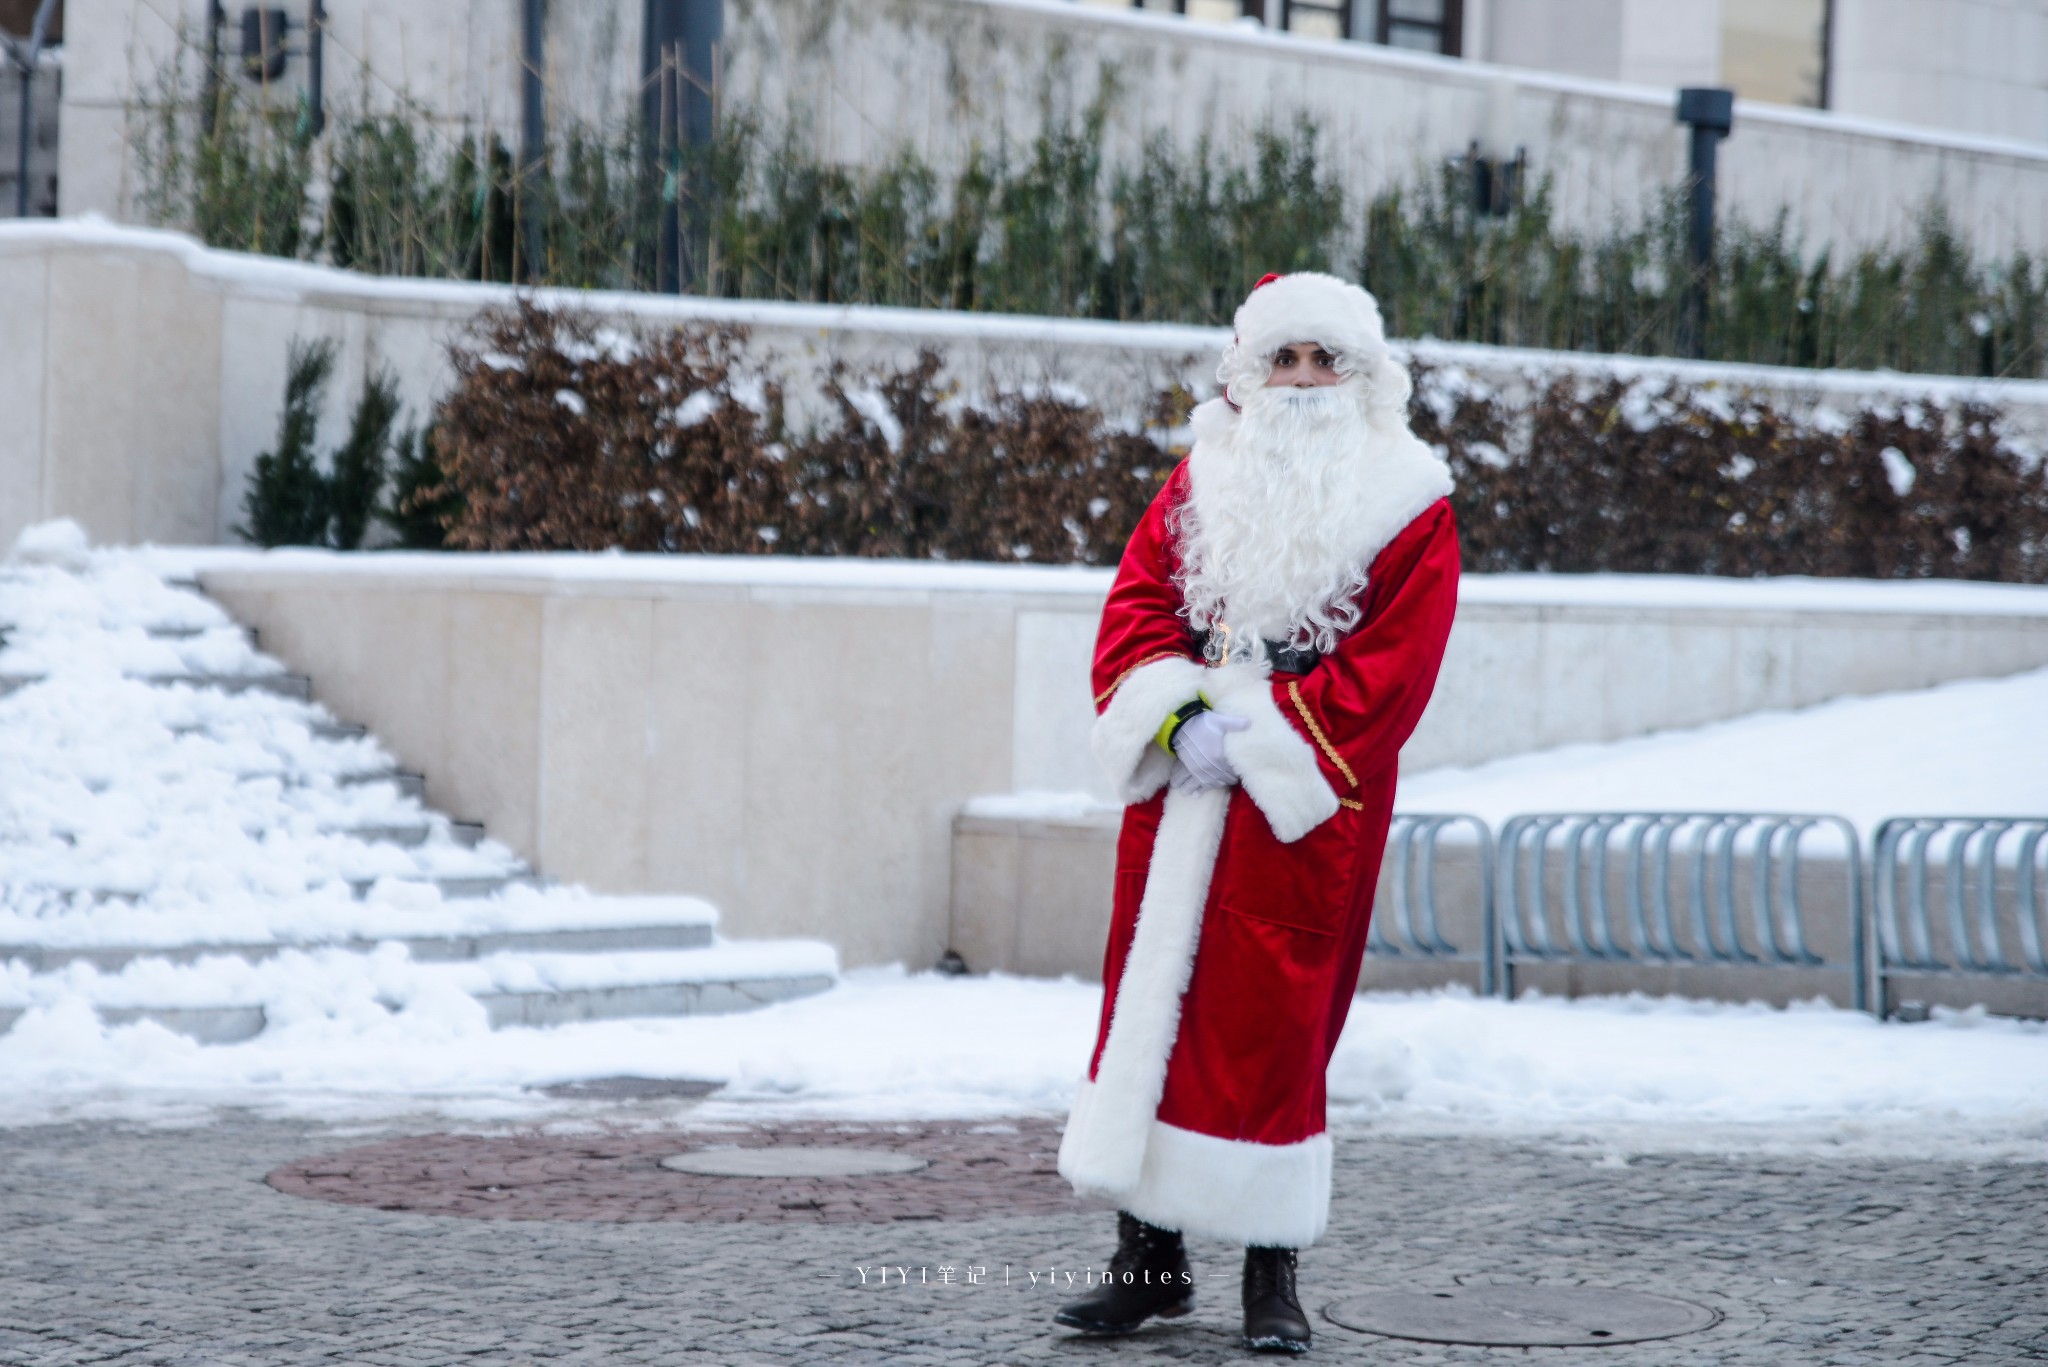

{"left": 1400, "top": 665, "right": 2048, "bottom": 834}
{"left": 0, "top": 532, "right": 532, "bottom": 947}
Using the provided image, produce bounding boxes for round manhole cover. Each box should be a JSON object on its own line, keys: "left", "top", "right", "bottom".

{"left": 1325, "top": 1286, "right": 1719, "bottom": 1347}
{"left": 659, "top": 1146, "right": 933, "bottom": 1178}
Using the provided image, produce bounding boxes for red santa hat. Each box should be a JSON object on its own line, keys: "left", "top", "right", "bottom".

{"left": 1214, "top": 270, "right": 1411, "bottom": 422}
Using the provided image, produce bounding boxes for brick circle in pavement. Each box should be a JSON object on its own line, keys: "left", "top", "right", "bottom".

{"left": 265, "top": 1118, "right": 1112, "bottom": 1224}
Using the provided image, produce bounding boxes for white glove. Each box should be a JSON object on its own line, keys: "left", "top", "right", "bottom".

{"left": 1169, "top": 710, "right": 1250, "bottom": 793}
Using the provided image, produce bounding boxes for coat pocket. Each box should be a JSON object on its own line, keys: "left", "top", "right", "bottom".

{"left": 1213, "top": 793, "right": 1363, "bottom": 936}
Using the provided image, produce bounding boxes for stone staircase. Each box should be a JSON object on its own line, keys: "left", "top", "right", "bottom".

{"left": 0, "top": 550, "right": 835, "bottom": 1045}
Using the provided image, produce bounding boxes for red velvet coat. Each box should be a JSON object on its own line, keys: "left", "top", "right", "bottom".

{"left": 1056, "top": 458, "right": 1460, "bottom": 1249}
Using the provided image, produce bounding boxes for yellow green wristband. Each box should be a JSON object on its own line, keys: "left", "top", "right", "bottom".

{"left": 1155, "top": 698, "right": 1211, "bottom": 754}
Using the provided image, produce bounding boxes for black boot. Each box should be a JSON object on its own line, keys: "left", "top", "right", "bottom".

{"left": 1241, "top": 1244, "right": 1311, "bottom": 1353}
{"left": 1052, "top": 1210, "right": 1195, "bottom": 1334}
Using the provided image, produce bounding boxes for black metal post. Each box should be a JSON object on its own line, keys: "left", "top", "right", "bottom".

{"left": 12, "top": 68, "right": 25, "bottom": 218}
{"left": 520, "top": 0, "right": 547, "bottom": 280}
{"left": 201, "top": 0, "right": 226, "bottom": 136}
{"left": 306, "top": 0, "right": 325, "bottom": 136}
{"left": 644, "top": 0, "right": 722, "bottom": 293}
{"left": 1819, "top": 0, "right": 1835, "bottom": 110}
{"left": 10, "top": 0, "right": 59, "bottom": 218}
{"left": 1674, "top": 86, "right": 1733, "bottom": 361}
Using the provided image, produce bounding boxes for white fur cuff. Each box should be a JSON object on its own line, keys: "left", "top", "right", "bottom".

{"left": 1091, "top": 655, "right": 1208, "bottom": 803}
{"left": 1201, "top": 662, "right": 1340, "bottom": 843}
{"left": 1064, "top": 1078, "right": 1334, "bottom": 1247}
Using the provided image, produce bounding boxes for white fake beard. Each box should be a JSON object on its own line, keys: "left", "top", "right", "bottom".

{"left": 1173, "top": 382, "right": 1387, "bottom": 662}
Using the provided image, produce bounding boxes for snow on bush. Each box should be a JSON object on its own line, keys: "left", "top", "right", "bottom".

{"left": 1412, "top": 366, "right": 2048, "bottom": 582}
{"left": 431, "top": 304, "right": 1181, "bottom": 565}
{"left": 415, "top": 303, "right": 2048, "bottom": 581}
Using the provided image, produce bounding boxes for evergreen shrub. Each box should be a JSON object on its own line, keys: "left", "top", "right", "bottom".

{"left": 236, "top": 341, "right": 407, "bottom": 548}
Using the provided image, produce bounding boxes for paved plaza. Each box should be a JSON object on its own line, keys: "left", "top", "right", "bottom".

{"left": 0, "top": 1106, "right": 2043, "bottom": 1366}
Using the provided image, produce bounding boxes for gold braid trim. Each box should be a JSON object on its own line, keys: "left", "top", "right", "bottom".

{"left": 1093, "top": 650, "right": 1190, "bottom": 706}
{"left": 1288, "top": 680, "right": 1358, "bottom": 790}
{"left": 1338, "top": 797, "right": 1365, "bottom": 811}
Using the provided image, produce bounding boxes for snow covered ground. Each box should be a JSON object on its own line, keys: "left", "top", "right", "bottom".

{"left": 1399, "top": 665, "right": 2048, "bottom": 834}
{"left": 3, "top": 965, "right": 2045, "bottom": 1160}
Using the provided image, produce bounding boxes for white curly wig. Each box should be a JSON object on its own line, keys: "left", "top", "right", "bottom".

{"left": 1214, "top": 271, "right": 1413, "bottom": 427}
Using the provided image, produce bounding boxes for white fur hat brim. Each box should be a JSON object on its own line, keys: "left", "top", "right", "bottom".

{"left": 1215, "top": 271, "right": 1413, "bottom": 421}
{"left": 1231, "top": 271, "right": 1388, "bottom": 368}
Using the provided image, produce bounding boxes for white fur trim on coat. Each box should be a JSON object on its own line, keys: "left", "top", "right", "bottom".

{"left": 1202, "top": 661, "right": 1341, "bottom": 844}
{"left": 1091, "top": 655, "right": 1207, "bottom": 803}
{"left": 1064, "top": 1078, "right": 1334, "bottom": 1248}
{"left": 1058, "top": 781, "right": 1230, "bottom": 1195}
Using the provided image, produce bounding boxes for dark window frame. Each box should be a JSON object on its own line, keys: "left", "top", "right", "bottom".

{"left": 1120, "top": 0, "right": 1463, "bottom": 49}
{"left": 1373, "top": 0, "right": 1463, "bottom": 56}
{"left": 1276, "top": 0, "right": 1349, "bottom": 39}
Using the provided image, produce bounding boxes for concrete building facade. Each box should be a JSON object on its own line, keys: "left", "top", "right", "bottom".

{"left": 41, "top": 0, "right": 2048, "bottom": 263}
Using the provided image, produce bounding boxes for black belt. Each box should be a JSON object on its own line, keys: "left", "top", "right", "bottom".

{"left": 1189, "top": 629, "right": 1323, "bottom": 674}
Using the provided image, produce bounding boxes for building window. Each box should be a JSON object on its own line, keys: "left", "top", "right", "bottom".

{"left": 1375, "top": 0, "right": 1461, "bottom": 56}
{"left": 1092, "top": 0, "right": 1463, "bottom": 50}
{"left": 1281, "top": 0, "right": 1348, "bottom": 41}
{"left": 1719, "top": 0, "right": 1829, "bottom": 108}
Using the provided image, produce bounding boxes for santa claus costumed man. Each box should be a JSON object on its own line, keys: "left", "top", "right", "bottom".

{"left": 1052, "top": 271, "right": 1461, "bottom": 1353}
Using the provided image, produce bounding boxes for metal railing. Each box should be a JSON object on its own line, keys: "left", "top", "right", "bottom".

{"left": 1871, "top": 817, "right": 2048, "bottom": 1015}
{"left": 1367, "top": 813, "right": 1496, "bottom": 995}
{"left": 1493, "top": 812, "right": 1864, "bottom": 1010}
{"left": 1356, "top": 810, "right": 2048, "bottom": 1017}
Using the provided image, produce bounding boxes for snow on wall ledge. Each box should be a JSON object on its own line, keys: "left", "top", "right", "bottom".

{"left": 5, "top": 218, "right": 2048, "bottom": 553}
{"left": 155, "top": 541, "right": 2048, "bottom": 968}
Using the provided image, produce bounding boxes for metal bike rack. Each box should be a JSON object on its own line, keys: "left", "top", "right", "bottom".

{"left": 1370, "top": 813, "right": 1497, "bottom": 996}
{"left": 1870, "top": 816, "right": 2048, "bottom": 1018}
{"left": 1492, "top": 812, "right": 1865, "bottom": 1010}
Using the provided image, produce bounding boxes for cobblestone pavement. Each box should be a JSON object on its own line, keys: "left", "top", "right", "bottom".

{"left": 1, "top": 1109, "right": 2044, "bottom": 1366}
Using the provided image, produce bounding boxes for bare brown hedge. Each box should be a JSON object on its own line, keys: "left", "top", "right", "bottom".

{"left": 436, "top": 302, "right": 793, "bottom": 553}
{"left": 426, "top": 303, "right": 2048, "bottom": 582}
{"left": 433, "top": 302, "right": 1180, "bottom": 563}
{"left": 1414, "top": 371, "right": 2048, "bottom": 581}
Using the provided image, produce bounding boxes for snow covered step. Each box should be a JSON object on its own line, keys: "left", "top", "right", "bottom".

{"left": 345, "top": 821, "right": 486, "bottom": 849}
{"left": 453, "top": 944, "right": 840, "bottom": 1028}
{"left": 4, "top": 920, "right": 717, "bottom": 974}
{"left": 348, "top": 872, "right": 537, "bottom": 899}
{"left": 338, "top": 768, "right": 426, "bottom": 800}
{"left": 0, "top": 1003, "right": 269, "bottom": 1045}
{"left": 148, "top": 671, "right": 313, "bottom": 699}
{"left": 0, "top": 873, "right": 536, "bottom": 911}
{"left": 0, "top": 937, "right": 839, "bottom": 1043}
{"left": 0, "top": 670, "right": 312, "bottom": 699}
{"left": 146, "top": 624, "right": 257, "bottom": 646}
